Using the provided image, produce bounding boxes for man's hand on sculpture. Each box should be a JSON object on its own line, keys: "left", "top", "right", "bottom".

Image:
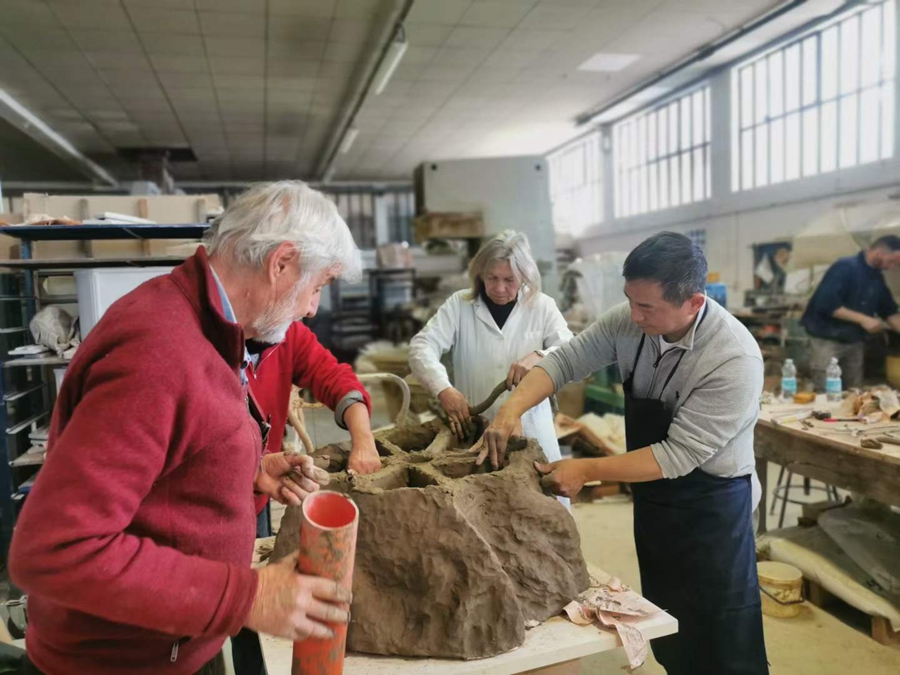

{"left": 246, "top": 551, "right": 352, "bottom": 641}
{"left": 506, "top": 351, "right": 543, "bottom": 390}
{"left": 347, "top": 434, "right": 382, "bottom": 475}
{"left": 534, "top": 459, "right": 589, "bottom": 499}
{"left": 438, "top": 386, "right": 472, "bottom": 439}
{"left": 256, "top": 452, "right": 329, "bottom": 506}
{"left": 471, "top": 411, "right": 522, "bottom": 469}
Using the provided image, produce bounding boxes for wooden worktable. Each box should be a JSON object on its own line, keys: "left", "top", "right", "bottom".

{"left": 258, "top": 562, "right": 677, "bottom": 675}
{"left": 755, "top": 398, "right": 900, "bottom": 533}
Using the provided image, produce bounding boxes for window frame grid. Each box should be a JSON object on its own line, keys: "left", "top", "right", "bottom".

{"left": 614, "top": 85, "right": 712, "bottom": 219}
{"left": 734, "top": 0, "right": 894, "bottom": 192}
{"left": 548, "top": 130, "right": 604, "bottom": 234}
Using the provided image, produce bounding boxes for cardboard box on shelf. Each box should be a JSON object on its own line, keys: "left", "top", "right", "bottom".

{"left": 22, "top": 193, "right": 222, "bottom": 224}
{"left": 83, "top": 240, "right": 145, "bottom": 259}
{"left": 413, "top": 212, "right": 484, "bottom": 243}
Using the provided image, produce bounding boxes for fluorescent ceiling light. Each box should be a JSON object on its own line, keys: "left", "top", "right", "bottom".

{"left": 578, "top": 53, "right": 641, "bottom": 73}
{"left": 340, "top": 127, "right": 360, "bottom": 154}
{"left": 373, "top": 32, "right": 408, "bottom": 95}
{"left": 0, "top": 88, "right": 117, "bottom": 186}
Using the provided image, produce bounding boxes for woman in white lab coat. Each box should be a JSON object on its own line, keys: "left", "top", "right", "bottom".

{"left": 409, "top": 230, "right": 573, "bottom": 473}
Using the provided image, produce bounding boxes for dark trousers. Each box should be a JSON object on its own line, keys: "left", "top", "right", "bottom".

{"left": 232, "top": 503, "right": 272, "bottom": 675}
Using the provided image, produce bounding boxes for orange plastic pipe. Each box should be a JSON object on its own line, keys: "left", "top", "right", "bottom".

{"left": 292, "top": 490, "right": 359, "bottom": 675}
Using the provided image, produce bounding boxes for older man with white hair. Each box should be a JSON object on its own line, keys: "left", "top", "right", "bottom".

{"left": 9, "top": 182, "right": 360, "bottom": 675}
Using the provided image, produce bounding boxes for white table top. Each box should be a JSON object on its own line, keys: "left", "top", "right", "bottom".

{"left": 258, "top": 561, "right": 677, "bottom": 675}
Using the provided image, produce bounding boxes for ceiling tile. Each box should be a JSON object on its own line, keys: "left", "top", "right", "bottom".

{"left": 215, "top": 76, "right": 265, "bottom": 92}
{"left": 459, "top": 1, "right": 534, "bottom": 28}
{"left": 318, "top": 60, "right": 356, "bottom": 78}
{"left": 1, "top": 0, "right": 58, "bottom": 25}
{"left": 434, "top": 46, "right": 491, "bottom": 66}
{"left": 49, "top": 1, "right": 132, "bottom": 29}
{"left": 85, "top": 52, "right": 153, "bottom": 71}
{"left": 150, "top": 54, "right": 210, "bottom": 73}
{"left": 499, "top": 28, "right": 569, "bottom": 51}
{"left": 210, "top": 57, "right": 265, "bottom": 76}
{"left": 167, "top": 86, "right": 217, "bottom": 101}
{"left": 482, "top": 49, "right": 538, "bottom": 69}
{"left": 3, "top": 29, "right": 79, "bottom": 51}
{"left": 70, "top": 29, "right": 143, "bottom": 52}
{"left": 196, "top": 0, "right": 265, "bottom": 12}
{"left": 158, "top": 71, "right": 213, "bottom": 88}
{"left": 128, "top": 9, "right": 201, "bottom": 34}
{"left": 199, "top": 11, "right": 265, "bottom": 38}
{"left": 445, "top": 26, "right": 509, "bottom": 49}
{"left": 205, "top": 37, "right": 264, "bottom": 58}
{"left": 406, "top": 24, "right": 454, "bottom": 47}
{"left": 323, "top": 42, "right": 364, "bottom": 64}
{"left": 419, "top": 64, "right": 476, "bottom": 83}
{"left": 267, "top": 40, "right": 327, "bottom": 60}
{"left": 267, "top": 72, "right": 320, "bottom": 89}
{"left": 124, "top": 0, "right": 195, "bottom": 9}
{"left": 268, "top": 16, "right": 332, "bottom": 41}
{"left": 267, "top": 60, "right": 321, "bottom": 78}
{"left": 328, "top": 19, "right": 372, "bottom": 44}
{"left": 522, "top": 2, "right": 590, "bottom": 30}
{"left": 407, "top": 0, "right": 471, "bottom": 25}
{"left": 269, "top": 0, "right": 336, "bottom": 18}
{"left": 334, "top": 0, "right": 383, "bottom": 20}
{"left": 142, "top": 34, "right": 207, "bottom": 56}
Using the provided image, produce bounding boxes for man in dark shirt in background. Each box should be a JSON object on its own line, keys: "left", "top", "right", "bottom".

{"left": 801, "top": 235, "right": 900, "bottom": 390}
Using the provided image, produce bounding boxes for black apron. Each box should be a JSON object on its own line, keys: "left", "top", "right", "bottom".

{"left": 624, "top": 332, "right": 768, "bottom": 675}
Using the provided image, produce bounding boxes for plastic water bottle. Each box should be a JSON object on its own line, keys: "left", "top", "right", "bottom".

{"left": 781, "top": 359, "right": 797, "bottom": 400}
{"left": 826, "top": 357, "right": 842, "bottom": 402}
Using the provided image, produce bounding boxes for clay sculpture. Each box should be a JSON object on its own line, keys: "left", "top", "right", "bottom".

{"left": 271, "top": 419, "right": 591, "bottom": 659}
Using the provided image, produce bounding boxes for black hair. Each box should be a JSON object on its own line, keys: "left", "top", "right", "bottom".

{"left": 871, "top": 235, "right": 900, "bottom": 252}
{"left": 622, "top": 232, "right": 708, "bottom": 305}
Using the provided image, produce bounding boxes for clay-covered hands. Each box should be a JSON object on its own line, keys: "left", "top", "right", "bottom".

{"left": 534, "top": 459, "right": 591, "bottom": 499}
{"left": 471, "top": 410, "right": 522, "bottom": 469}
{"left": 246, "top": 551, "right": 352, "bottom": 641}
{"left": 347, "top": 434, "right": 382, "bottom": 475}
{"left": 438, "top": 386, "right": 472, "bottom": 439}
{"left": 506, "top": 351, "right": 543, "bottom": 390}
{"left": 255, "top": 452, "right": 330, "bottom": 506}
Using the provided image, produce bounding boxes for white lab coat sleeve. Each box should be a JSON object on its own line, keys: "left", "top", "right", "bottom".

{"left": 540, "top": 295, "right": 574, "bottom": 356}
{"left": 409, "top": 293, "right": 461, "bottom": 398}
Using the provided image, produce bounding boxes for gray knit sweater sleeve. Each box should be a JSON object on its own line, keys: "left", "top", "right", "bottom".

{"left": 537, "top": 303, "right": 628, "bottom": 390}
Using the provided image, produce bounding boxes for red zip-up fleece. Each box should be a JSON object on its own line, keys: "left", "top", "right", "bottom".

{"left": 248, "top": 321, "right": 371, "bottom": 515}
{"left": 9, "top": 247, "right": 260, "bottom": 675}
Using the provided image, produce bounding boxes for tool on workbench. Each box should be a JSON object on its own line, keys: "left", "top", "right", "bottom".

{"left": 875, "top": 435, "right": 900, "bottom": 446}
{"left": 861, "top": 438, "right": 884, "bottom": 449}
{"left": 772, "top": 410, "right": 813, "bottom": 425}
{"left": 293, "top": 491, "right": 359, "bottom": 675}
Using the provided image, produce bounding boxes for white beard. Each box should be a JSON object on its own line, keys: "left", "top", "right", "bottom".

{"left": 251, "top": 282, "right": 303, "bottom": 344}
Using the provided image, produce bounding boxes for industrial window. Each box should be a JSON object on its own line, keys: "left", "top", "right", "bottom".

{"left": 613, "top": 86, "right": 711, "bottom": 218}
{"left": 384, "top": 189, "right": 415, "bottom": 244}
{"left": 548, "top": 130, "right": 603, "bottom": 236}
{"left": 732, "top": 0, "right": 896, "bottom": 191}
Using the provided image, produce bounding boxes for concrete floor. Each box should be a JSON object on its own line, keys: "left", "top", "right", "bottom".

{"left": 573, "top": 492, "right": 900, "bottom": 674}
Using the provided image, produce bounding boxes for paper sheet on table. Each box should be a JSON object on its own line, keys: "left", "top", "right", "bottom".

{"left": 562, "top": 576, "right": 659, "bottom": 670}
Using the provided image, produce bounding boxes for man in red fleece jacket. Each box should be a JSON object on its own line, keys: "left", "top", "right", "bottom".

{"left": 9, "top": 182, "right": 362, "bottom": 675}
{"left": 233, "top": 323, "right": 381, "bottom": 675}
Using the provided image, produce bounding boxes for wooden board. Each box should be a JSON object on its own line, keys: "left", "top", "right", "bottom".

{"left": 755, "top": 397, "right": 900, "bottom": 533}
{"left": 259, "top": 564, "right": 677, "bottom": 675}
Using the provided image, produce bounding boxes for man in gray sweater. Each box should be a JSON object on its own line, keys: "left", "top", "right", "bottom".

{"left": 475, "top": 232, "right": 768, "bottom": 675}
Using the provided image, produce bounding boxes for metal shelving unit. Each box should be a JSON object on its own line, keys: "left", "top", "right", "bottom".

{"left": 0, "top": 223, "right": 208, "bottom": 559}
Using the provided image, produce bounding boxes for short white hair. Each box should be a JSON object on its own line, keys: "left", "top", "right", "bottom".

{"left": 465, "top": 230, "right": 541, "bottom": 305}
{"left": 204, "top": 181, "right": 362, "bottom": 282}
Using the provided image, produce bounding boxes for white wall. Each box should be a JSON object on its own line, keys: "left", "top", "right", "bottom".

{"left": 576, "top": 2, "right": 900, "bottom": 308}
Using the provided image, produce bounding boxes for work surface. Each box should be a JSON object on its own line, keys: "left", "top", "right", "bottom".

{"left": 755, "top": 396, "right": 900, "bottom": 532}
{"left": 253, "top": 543, "right": 677, "bottom": 675}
